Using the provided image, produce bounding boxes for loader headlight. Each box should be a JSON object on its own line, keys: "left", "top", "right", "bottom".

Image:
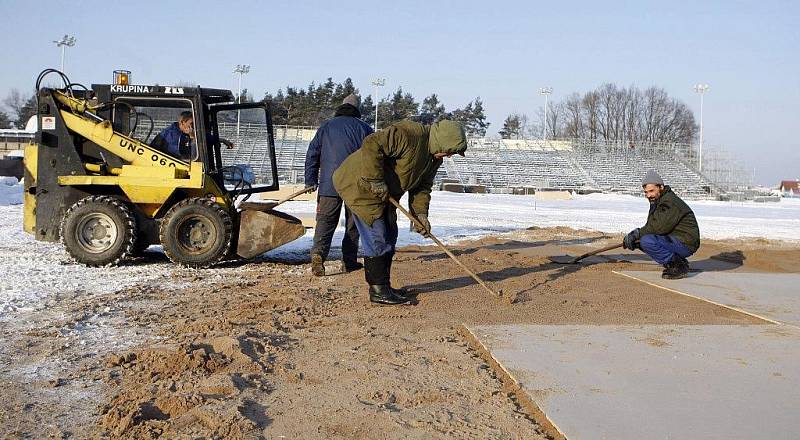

{"left": 113, "top": 70, "right": 131, "bottom": 85}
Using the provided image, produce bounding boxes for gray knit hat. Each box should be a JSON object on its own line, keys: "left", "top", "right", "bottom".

{"left": 342, "top": 94, "right": 360, "bottom": 107}
{"left": 642, "top": 170, "right": 664, "bottom": 187}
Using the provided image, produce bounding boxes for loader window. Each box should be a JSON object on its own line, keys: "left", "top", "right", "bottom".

{"left": 213, "top": 106, "right": 277, "bottom": 192}
{"left": 113, "top": 98, "right": 198, "bottom": 161}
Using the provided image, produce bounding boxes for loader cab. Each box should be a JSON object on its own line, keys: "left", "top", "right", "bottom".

{"left": 91, "top": 84, "right": 279, "bottom": 196}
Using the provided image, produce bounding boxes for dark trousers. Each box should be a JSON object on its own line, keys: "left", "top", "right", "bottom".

{"left": 352, "top": 205, "right": 398, "bottom": 258}
{"left": 639, "top": 234, "right": 694, "bottom": 265}
{"left": 311, "top": 195, "right": 359, "bottom": 265}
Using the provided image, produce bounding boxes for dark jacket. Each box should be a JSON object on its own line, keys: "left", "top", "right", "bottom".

{"left": 639, "top": 186, "right": 700, "bottom": 252}
{"left": 151, "top": 122, "right": 190, "bottom": 158}
{"left": 304, "top": 104, "right": 373, "bottom": 197}
{"left": 333, "top": 120, "right": 467, "bottom": 225}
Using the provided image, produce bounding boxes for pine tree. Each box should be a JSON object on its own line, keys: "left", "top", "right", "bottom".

{"left": 360, "top": 95, "right": 375, "bottom": 127}
{"left": 261, "top": 77, "right": 369, "bottom": 126}
{"left": 0, "top": 111, "right": 11, "bottom": 129}
{"left": 448, "top": 97, "right": 489, "bottom": 136}
{"left": 332, "top": 78, "right": 358, "bottom": 105}
{"left": 418, "top": 94, "right": 446, "bottom": 124}
{"left": 499, "top": 114, "right": 522, "bottom": 139}
{"left": 315, "top": 78, "right": 336, "bottom": 109}
{"left": 469, "top": 97, "right": 490, "bottom": 137}
{"left": 16, "top": 95, "right": 37, "bottom": 129}
{"left": 378, "top": 87, "right": 419, "bottom": 128}
{"left": 448, "top": 101, "right": 473, "bottom": 129}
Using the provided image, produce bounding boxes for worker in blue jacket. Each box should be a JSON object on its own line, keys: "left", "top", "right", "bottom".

{"left": 151, "top": 111, "right": 234, "bottom": 159}
{"left": 304, "top": 94, "right": 373, "bottom": 276}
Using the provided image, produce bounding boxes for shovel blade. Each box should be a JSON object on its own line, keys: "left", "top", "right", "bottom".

{"left": 236, "top": 209, "right": 306, "bottom": 259}
{"left": 238, "top": 201, "right": 279, "bottom": 211}
{"left": 548, "top": 255, "right": 580, "bottom": 264}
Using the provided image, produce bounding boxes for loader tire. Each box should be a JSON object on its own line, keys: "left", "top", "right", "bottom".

{"left": 60, "top": 195, "right": 137, "bottom": 266}
{"left": 160, "top": 198, "right": 232, "bottom": 268}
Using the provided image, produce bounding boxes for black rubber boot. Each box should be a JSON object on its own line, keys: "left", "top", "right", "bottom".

{"left": 662, "top": 255, "right": 689, "bottom": 279}
{"left": 365, "top": 256, "right": 411, "bottom": 305}
{"left": 369, "top": 284, "right": 411, "bottom": 305}
{"left": 384, "top": 251, "right": 414, "bottom": 300}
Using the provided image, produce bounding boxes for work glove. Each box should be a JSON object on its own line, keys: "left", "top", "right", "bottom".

{"left": 413, "top": 214, "right": 431, "bottom": 238}
{"left": 367, "top": 180, "right": 389, "bottom": 201}
{"left": 623, "top": 228, "right": 640, "bottom": 250}
{"left": 306, "top": 184, "right": 318, "bottom": 193}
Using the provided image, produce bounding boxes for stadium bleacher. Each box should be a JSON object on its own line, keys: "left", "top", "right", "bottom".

{"left": 137, "top": 122, "right": 722, "bottom": 198}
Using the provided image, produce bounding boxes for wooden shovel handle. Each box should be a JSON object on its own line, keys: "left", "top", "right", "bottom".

{"left": 572, "top": 240, "right": 634, "bottom": 262}
{"left": 388, "top": 197, "right": 499, "bottom": 299}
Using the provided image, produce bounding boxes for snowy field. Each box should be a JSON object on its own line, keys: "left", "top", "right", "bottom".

{"left": 276, "top": 190, "right": 800, "bottom": 256}
{"left": 1, "top": 179, "right": 799, "bottom": 316}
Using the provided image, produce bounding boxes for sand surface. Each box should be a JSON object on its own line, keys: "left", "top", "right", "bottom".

{"left": 1, "top": 227, "right": 796, "bottom": 439}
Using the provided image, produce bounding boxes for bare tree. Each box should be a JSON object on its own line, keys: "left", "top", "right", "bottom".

{"left": 542, "top": 84, "right": 697, "bottom": 144}
{"left": 3, "top": 89, "right": 36, "bottom": 129}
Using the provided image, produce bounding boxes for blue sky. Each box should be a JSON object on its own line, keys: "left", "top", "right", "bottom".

{"left": 0, "top": 0, "right": 797, "bottom": 184}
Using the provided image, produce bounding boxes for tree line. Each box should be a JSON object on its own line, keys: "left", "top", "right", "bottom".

{"left": 2, "top": 80, "right": 696, "bottom": 145}
{"left": 500, "top": 83, "right": 698, "bottom": 144}
{"left": 262, "top": 77, "right": 490, "bottom": 136}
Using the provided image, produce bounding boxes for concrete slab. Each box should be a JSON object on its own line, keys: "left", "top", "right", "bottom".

{"left": 467, "top": 324, "right": 800, "bottom": 440}
{"left": 616, "top": 271, "right": 800, "bottom": 327}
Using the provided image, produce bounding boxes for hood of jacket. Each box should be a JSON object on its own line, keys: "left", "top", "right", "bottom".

{"left": 334, "top": 103, "right": 361, "bottom": 118}
{"left": 428, "top": 120, "right": 467, "bottom": 155}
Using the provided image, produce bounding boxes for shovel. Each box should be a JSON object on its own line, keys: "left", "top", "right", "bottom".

{"left": 548, "top": 242, "right": 625, "bottom": 264}
{"left": 388, "top": 197, "right": 499, "bottom": 298}
{"left": 238, "top": 186, "right": 316, "bottom": 211}
{"left": 234, "top": 186, "right": 316, "bottom": 259}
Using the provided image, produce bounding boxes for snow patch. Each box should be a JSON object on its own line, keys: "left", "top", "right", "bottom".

{"left": 0, "top": 177, "right": 22, "bottom": 206}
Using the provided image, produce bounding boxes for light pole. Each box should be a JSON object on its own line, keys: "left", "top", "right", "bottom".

{"left": 539, "top": 87, "right": 553, "bottom": 143}
{"left": 694, "top": 83, "right": 709, "bottom": 172}
{"left": 234, "top": 64, "right": 250, "bottom": 138}
{"left": 52, "top": 34, "right": 76, "bottom": 73}
{"left": 371, "top": 78, "right": 385, "bottom": 129}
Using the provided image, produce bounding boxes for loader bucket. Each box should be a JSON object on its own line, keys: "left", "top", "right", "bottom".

{"left": 235, "top": 209, "right": 306, "bottom": 259}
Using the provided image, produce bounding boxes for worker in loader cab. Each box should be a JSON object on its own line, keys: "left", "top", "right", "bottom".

{"left": 151, "top": 111, "right": 234, "bottom": 160}
{"left": 305, "top": 94, "right": 373, "bottom": 277}
{"left": 623, "top": 170, "right": 700, "bottom": 279}
{"left": 333, "top": 120, "right": 467, "bottom": 305}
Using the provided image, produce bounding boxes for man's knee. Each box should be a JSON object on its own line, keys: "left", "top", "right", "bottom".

{"left": 638, "top": 234, "right": 660, "bottom": 251}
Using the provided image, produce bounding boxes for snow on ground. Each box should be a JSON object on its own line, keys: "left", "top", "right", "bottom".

{"left": 0, "top": 176, "right": 22, "bottom": 206}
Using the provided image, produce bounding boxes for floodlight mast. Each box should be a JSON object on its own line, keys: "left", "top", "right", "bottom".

{"left": 53, "top": 35, "right": 76, "bottom": 73}
{"left": 539, "top": 87, "right": 553, "bottom": 143}
{"left": 694, "top": 83, "right": 709, "bottom": 172}
{"left": 234, "top": 64, "right": 251, "bottom": 138}
{"left": 371, "top": 78, "right": 385, "bottom": 130}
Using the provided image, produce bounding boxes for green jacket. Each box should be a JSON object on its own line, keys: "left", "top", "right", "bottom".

{"left": 332, "top": 120, "right": 467, "bottom": 225}
{"left": 639, "top": 186, "right": 700, "bottom": 252}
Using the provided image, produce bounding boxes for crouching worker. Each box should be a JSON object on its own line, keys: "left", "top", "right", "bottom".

{"left": 333, "top": 120, "right": 467, "bottom": 305}
{"left": 623, "top": 170, "right": 700, "bottom": 279}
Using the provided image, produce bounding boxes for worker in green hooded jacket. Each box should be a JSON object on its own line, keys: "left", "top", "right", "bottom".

{"left": 333, "top": 119, "right": 467, "bottom": 305}
{"left": 623, "top": 170, "right": 701, "bottom": 279}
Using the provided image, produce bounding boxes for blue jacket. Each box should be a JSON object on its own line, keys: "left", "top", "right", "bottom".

{"left": 304, "top": 105, "right": 373, "bottom": 197}
{"left": 151, "top": 122, "right": 190, "bottom": 158}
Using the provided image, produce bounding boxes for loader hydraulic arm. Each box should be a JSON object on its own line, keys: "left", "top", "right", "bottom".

{"left": 51, "top": 90, "right": 190, "bottom": 172}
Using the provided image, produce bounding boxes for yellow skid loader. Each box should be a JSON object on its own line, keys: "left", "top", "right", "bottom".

{"left": 24, "top": 69, "right": 305, "bottom": 267}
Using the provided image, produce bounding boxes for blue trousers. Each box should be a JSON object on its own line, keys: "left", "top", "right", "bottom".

{"left": 352, "top": 206, "right": 398, "bottom": 257}
{"left": 639, "top": 234, "right": 694, "bottom": 265}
